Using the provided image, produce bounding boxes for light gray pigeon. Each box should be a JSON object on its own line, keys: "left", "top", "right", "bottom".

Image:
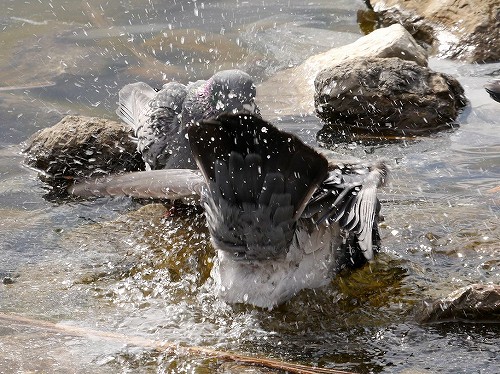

{"left": 485, "top": 79, "right": 500, "bottom": 103}
{"left": 70, "top": 113, "right": 387, "bottom": 309}
{"left": 116, "top": 70, "right": 258, "bottom": 170}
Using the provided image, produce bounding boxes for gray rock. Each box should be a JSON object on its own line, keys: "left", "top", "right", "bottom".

{"left": 417, "top": 284, "right": 500, "bottom": 323}
{"left": 2, "top": 277, "right": 15, "bottom": 285}
{"left": 370, "top": 0, "right": 500, "bottom": 63}
{"left": 24, "top": 115, "right": 143, "bottom": 181}
{"left": 314, "top": 57, "right": 467, "bottom": 139}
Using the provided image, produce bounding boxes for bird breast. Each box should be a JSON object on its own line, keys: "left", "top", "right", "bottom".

{"left": 211, "top": 219, "right": 342, "bottom": 310}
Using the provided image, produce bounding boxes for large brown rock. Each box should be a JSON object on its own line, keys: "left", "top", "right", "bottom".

{"left": 370, "top": 0, "right": 500, "bottom": 63}
{"left": 257, "top": 24, "right": 428, "bottom": 118}
{"left": 24, "top": 115, "right": 143, "bottom": 181}
{"left": 314, "top": 57, "right": 467, "bottom": 139}
{"left": 417, "top": 284, "right": 500, "bottom": 323}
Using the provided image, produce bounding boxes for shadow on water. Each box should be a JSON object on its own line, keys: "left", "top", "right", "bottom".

{"left": 1, "top": 0, "right": 499, "bottom": 373}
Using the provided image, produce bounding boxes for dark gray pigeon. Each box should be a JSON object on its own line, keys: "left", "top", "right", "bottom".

{"left": 485, "top": 79, "right": 500, "bottom": 103}
{"left": 71, "top": 113, "right": 387, "bottom": 309}
{"left": 116, "top": 70, "right": 258, "bottom": 170}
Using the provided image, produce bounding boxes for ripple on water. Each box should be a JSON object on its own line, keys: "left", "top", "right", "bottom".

{"left": 1, "top": 1, "right": 499, "bottom": 372}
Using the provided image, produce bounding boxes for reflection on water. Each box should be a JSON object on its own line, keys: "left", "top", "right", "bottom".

{"left": 1, "top": 0, "right": 499, "bottom": 373}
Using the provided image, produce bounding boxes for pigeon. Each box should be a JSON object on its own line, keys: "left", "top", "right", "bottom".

{"left": 70, "top": 113, "right": 387, "bottom": 309}
{"left": 116, "top": 70, "right": 259, "bottom": 170}
{"left": 484, "top": 79, "right": 500, "bottom": 103}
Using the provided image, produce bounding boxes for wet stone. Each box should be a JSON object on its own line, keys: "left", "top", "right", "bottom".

{"left": 23, "top": 115, "right": 144, "bottom": 194}
{"left": 257, "top": 23, "right": 428, "bottom": 118}
{"left": 370, "top": 0, "right": 500, "bottom": 63}
{"left": 314, "top": 57, "right": 467, "bottom": 141}
{"left": 2, "top": 277, "right": 15, "bottom": 285}
{"left": 417, "top": 284, "right": 500, "bottom": 323}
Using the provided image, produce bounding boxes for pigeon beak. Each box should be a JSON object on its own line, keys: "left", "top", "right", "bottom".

{"left": 242, "top": 102, "right": 256, "bottom": 113}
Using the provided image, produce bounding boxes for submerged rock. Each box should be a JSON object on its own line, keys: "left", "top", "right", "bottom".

{"left": 257, "top": 23, "right": 428, "bottom": 118}
{"left": 417, "top": 284, "right": 500, "bottom": 323}
{"left": 2, "top": 277, "right": 15, "bottom": 285}
{"left": 369, "top": 0, "right": 500, "bottom": 63}
{"left": 485, "top": 79, "right": 500, "bottom": 103}
{"left": 314, "top": 57, "right": 467, "bottom": 140}
{"left": 24, "top": 115, "right": 143, "bottom": 187}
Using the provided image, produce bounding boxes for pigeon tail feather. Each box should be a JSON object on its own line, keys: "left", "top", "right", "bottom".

{"left": 188, "top": 113, "right": 328, "bottom": 260}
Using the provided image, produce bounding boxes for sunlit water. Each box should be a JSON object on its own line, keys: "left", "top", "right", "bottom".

{"left": 1, "top": 0, "right": 499, "bottom": 373}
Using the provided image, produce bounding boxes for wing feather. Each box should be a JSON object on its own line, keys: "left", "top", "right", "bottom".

{"left": 304, "top": 161, "right": 388, "bottom": 260}
{"left": 69, "top": 169, "right": 204, "bottom": 200}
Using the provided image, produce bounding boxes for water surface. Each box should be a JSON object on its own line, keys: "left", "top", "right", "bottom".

{"left": 1, "top": 0, "right": 499, "bottom": 373}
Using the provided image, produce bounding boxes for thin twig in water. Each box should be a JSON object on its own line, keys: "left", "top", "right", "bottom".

{"left": 0, "top": 312, "right": 356, "bottom": 374}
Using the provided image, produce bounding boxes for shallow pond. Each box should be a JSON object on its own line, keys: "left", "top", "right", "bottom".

{"left": 1, "top": 0, "right": 499, "bottom": 373}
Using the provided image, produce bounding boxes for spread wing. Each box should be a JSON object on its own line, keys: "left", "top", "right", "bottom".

{"left": 302, "top": 160, "right": 388, "bottom": 261}
{"left": 116, "top": 81, "right": 188, "bottom": 170}
{"left": 68, "top": 169, "right": 204, "bottom": 200}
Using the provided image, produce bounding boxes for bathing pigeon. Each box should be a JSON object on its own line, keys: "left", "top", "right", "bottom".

{"left": 70, "top": 113, "right": 387, "bottom": 309}
{"left": 485, "top": 79, "right": 500, "bottom": 103}
{"left": 116, "top": 70, "right": 258, "bottom": 170}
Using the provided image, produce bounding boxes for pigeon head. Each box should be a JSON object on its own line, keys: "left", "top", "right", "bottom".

{"left": 205, "top": 70, "right": 258, "bottom": 117}
{"left": 180, "top": 70, "right": 258, "bottom": 128}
